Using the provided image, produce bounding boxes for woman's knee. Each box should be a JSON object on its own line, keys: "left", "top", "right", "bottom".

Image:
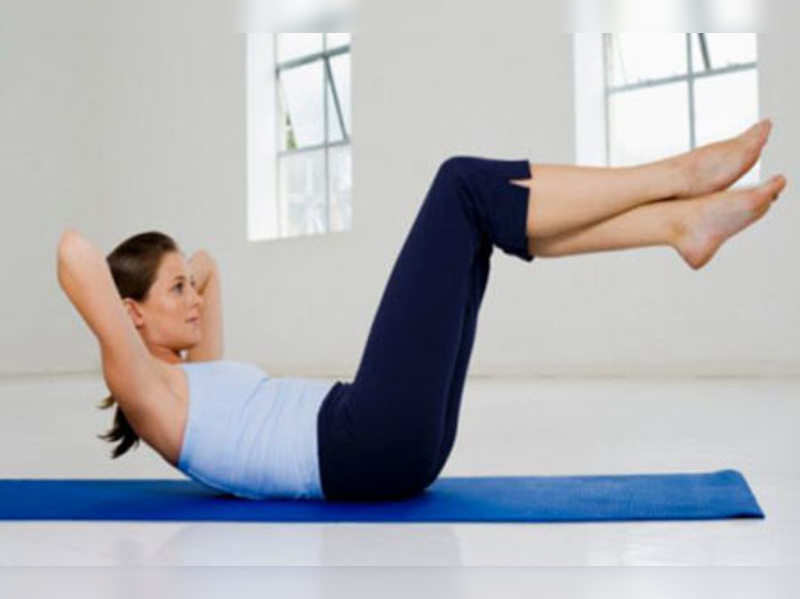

{"left": 435, "top": 156, "right": 473, "bottom": 188}
{"left": 429, "top": 156, "right": 485, "bottom": 222}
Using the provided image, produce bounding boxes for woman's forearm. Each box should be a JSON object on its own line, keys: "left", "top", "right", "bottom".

{"left": 57, "top": 230, "right": 115, "bottom": 338}
{"left": 57, "top": 230, "right": 108, "bottom": 308}
{"left": 56, "top": 230, "right": 141, "bottom": 356}
{"left": 185, "top": 249, "right": 224, "bottom": 360}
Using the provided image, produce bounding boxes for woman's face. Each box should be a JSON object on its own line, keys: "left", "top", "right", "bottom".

{"left": 125, "top": 251, "right": 204, "bottom": 354}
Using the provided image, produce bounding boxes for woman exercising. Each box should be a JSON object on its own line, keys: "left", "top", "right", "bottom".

{"left": 57, "top": 118, "right": 786, "bottom": 501}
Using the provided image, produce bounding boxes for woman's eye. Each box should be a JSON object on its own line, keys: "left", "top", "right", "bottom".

{"left": 174, "top": 280, "right": 195, "bottom": 292}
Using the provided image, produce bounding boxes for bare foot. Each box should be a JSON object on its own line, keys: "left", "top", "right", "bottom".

{"left": 674, "top": 174, "right": 787, "bottom": 269}
{"left": 672, "top": 118, "right": 772, "bottom": 199}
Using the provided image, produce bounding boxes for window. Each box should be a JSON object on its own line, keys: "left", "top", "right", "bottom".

{"left": 247, "top": 33, "right": 352, "bottom": 242}
{"left": 574, "top": 34, "right": 759, "bottom": 188}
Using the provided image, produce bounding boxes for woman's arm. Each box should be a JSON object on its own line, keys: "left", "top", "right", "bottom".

{"left": 186, "top": 249, "right": 224, "bottom": 362}
{"left": 56, "top": 230, "right": 164, "bottom": 417}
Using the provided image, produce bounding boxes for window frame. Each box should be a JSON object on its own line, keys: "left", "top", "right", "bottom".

{"left": 245, "top": 33, "right": 352, "bottom": 243}
{"left": 601, "top": 33, "right": 758, "bottom": 166}
{"left": 273, "top": 33, "right": 351, "bottom": 236}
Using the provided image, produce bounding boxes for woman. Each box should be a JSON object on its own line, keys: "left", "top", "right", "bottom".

{"left": 57, "top": 118, "right": 787, "bottom": 502}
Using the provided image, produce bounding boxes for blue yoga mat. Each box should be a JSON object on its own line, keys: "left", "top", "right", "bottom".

{"left": 0, "top": 469, "right": 763, "bottom": 522}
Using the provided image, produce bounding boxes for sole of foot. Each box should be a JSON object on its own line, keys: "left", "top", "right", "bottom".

{"left": 674, "top": 174, "right": 787, "bottom": 270}
{"left": 673, "top": 118, "right": 773, "bottom": 199}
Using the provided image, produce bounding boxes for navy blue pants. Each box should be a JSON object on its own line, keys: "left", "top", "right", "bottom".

{"left": 317, "top": 156, "right": 535, "bottom": 501}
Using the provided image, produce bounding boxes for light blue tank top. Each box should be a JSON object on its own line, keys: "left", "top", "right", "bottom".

{"left": 176, "top": 360, "right": 337, "bottom": 500}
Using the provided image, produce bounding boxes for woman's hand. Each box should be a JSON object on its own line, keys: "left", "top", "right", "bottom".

{"left": 185, "top": 249, "right": 224, "bottom": 361}
{"left": 187, "top": 249, "right": 218, "bottom": 295}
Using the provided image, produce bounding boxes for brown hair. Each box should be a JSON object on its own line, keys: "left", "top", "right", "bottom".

{"left": 97, "top": 231, "right": 179, "bottom": 459}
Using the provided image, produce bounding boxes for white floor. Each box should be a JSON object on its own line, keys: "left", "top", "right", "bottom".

{"left": 1, "top": 374, "right": 798, "bottom": 597}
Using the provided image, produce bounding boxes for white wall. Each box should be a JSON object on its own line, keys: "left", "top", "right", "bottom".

{"left": 0, "top": 2, "right": 103, "bottom": 374}
{"left": 1, "top": 1, "right": 797, "bottom": 378}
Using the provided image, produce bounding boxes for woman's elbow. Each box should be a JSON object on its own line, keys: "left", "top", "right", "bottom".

{"left": 57, "top": 229, "right": 96, "bottom": 263}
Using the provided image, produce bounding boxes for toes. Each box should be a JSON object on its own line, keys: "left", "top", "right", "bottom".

{"left": 759, "top": 122, "right": 771, "bottom": 144}
{"left": 752, "top": 175, "right": 786, "bottom": 208}
{"left": 753, "top": 201, "right": 772, "bottom": 219}
{"left": 755, "top": 118, "right": 772, "bottom": 135}
{"left": 747, "top": 191, "right": 768, "bottom": 213}
{"left": 767, "top": 174, "right": 787, "bottom": 195}
{"left": 744, "top": 119, "right": 772, "bottom": 148}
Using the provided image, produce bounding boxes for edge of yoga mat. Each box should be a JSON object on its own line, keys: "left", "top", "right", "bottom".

{"left": 0, "top": 469, "right": 764, "bottom": 523}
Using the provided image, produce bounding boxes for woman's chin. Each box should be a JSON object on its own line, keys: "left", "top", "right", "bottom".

{"left": 183, "top": 334, "right": 202, "bottom": 349}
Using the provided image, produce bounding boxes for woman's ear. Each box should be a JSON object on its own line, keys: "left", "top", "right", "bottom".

{"left": 122, "top": 298, "right": 144, "bottom": 327}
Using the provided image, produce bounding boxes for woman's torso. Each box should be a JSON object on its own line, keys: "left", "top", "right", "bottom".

{"left": 147, "top": 357, "right": 337, "bottom": 499}
{"left": 144, "top": 357, "right": 262, "bottom": 468}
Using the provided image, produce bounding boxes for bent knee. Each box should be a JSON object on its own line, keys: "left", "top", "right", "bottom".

{"left": 436, "top": 155, "right": 475, "bottom": 184}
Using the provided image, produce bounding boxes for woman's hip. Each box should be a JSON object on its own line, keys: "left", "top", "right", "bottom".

{"left": 316, "top": 381, "right": 440, "bottom": 501}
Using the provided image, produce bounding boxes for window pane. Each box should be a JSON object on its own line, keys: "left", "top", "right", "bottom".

{"left": 278, "top": 150, "right": 326, "bottom": 236}
{"left": 329, "top": 53, "right": 351, "bottom": 139}
{"left": 609, "top": 33, "right": 687, "bottom": 87}
{"left": 325, "top": 33, "right": 351, "bottom": 49}
{"left": 326, "top": 69, "right": 344, "bottom": 142}
{"left": 278, "top": 61, "right": 324, "bottom": 149}
{"left": 608, "top": 81, "right": 690, "bottom": 166}
{"left": 706, "top": 33, "right": 757, "bottom": 69}
{"left": 277, "top": 33, "right": 322, "bottom": 63}
{"left": 694, "top": 70, "right": 760, "bottom": 187}
{"left": 328, "top": 144, "right": 352, "bottom": 232}
{"left": 691, "top": 33, "right": 757, "bottom": 72}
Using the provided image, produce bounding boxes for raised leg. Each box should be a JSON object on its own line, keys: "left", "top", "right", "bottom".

{"left": 529, "top": 195, "right": 683, "bottom": 257}
{"left": 514, "top": 118, "right": 772, "bottom": 239}
{"left": 513, "top": 159, "right": 685, "bottom": 239}
{"left": 528, "top": 174, "right": 787, "bottom": 269}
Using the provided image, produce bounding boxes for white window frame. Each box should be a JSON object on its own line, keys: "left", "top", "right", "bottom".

{"left": 573, "top": 33, "right": 759, "bottom": 169}
{"left": 246, "top": 33, "right": 351, "bottom": 242}
{"left": 247, "top": 33, "right": 280, "bottom": 241}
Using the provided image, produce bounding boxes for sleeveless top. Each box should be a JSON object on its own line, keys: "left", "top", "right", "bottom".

{"left": 176, "top": 360, "right": 337, "bottom": 500}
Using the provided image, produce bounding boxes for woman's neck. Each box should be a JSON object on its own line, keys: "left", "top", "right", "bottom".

{"left": 149, "top": 345, "right": 184, "bottom": 364}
